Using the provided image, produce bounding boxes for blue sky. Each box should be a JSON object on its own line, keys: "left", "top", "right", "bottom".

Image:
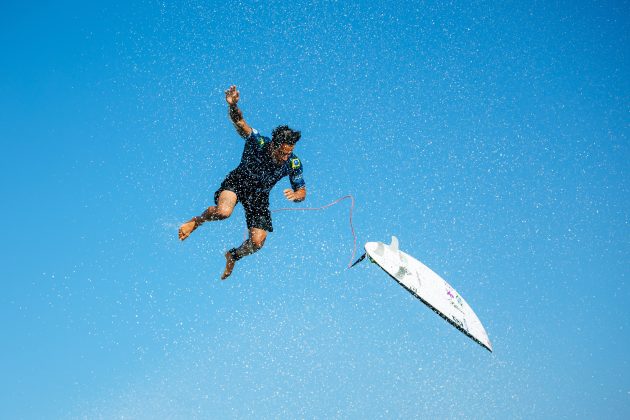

{"left": 1, "top": 0, "right": 628, "bottom": 418}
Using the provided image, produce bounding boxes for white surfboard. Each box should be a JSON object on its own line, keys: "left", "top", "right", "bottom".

{"left": 364, "top": 237, "right": 493, "bottom": 352}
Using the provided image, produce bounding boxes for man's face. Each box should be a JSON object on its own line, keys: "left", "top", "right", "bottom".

{"left": 271, "top": 143, "right": 294, "bottom": 165}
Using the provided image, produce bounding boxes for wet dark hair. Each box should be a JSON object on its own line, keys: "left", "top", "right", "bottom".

{"left": 271, "top": 125, "right": 301, "bottom": 146}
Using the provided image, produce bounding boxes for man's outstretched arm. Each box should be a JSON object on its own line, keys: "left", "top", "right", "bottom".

{"left": 225, "top": 85, "right": 253, "bottom": 139}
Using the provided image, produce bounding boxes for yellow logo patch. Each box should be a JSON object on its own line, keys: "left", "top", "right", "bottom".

{"left": 291, "top": 158, "right": 301, "bottom": 169}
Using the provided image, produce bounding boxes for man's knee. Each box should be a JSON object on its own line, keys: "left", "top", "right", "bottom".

{"left": 251, "top": 235, "right": 266, "bottom": 250}
{"left": 250, "top": 231, "right": 267, "bottom": 251}
{"left": 213, "top": 206, "right": 233, "bottom": 220}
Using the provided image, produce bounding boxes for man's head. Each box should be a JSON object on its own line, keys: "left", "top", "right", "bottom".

{"left": 272, "top": 125, "right": 301, "bottom": 147}
{"left": 270, "top": 125, "right": 300, "bottom": 165}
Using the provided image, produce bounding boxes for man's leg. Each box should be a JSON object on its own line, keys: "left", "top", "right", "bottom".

{"left": 222, "top": 227, "right": 267, "bottom": 280}
{"left": 178, "top": 190, "right": 238, "bottom": 241}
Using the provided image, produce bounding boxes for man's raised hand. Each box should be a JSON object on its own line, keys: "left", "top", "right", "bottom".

{"left": 225, "top": 85, "right": 240, "bottom": 106}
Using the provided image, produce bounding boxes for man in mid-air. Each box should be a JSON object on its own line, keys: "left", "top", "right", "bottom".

{"left": 178, "top": 85, "right": 306, "bottom": 279}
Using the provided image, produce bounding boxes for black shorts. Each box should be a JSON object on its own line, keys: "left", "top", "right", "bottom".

{"left": 214, "top": 171, "right": 273, "bottom": 232}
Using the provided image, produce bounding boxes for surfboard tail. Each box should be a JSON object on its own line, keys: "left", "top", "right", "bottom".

{"left": 350, "top": 253, "right": 366, "bottom": 268}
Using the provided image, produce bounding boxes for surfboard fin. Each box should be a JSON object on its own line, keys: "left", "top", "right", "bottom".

{"left": 389, "top": 236, "right": 399, "bottom": 252}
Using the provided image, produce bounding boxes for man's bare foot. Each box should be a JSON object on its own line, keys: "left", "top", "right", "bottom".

{"left": 178, "top": 218, "right": 200, "bottom": 241}
{"left": 221, "top": 251, "right": 236, "bottom": 280}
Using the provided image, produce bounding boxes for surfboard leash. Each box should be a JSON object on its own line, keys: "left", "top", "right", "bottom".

{"left": 271, "top": 194, "right": 358, "bottom": 268}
